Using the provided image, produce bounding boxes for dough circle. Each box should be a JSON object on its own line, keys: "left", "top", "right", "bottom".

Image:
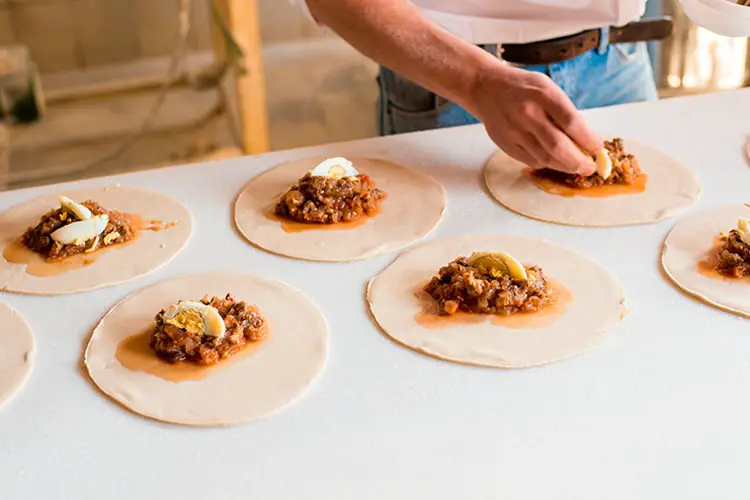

{"left": 0, "top": 186, "right": 192, "bottom": 295}
{"left": 0, "top": 301, "right": 35, "bottom": 411}
{"left": 85, "top": 272, "right": 329, "bottom": 426}
{"left": 367, "top": 235, "right": 628, "bottom": 368}
{"left": 484, "top": 137, "right": 700, "bottom": 227}
{"left": 234, "top": 157, "right": 446, "bottom": 261}
{"left": 662, "top": 204, "right": 750, "bottom": 316}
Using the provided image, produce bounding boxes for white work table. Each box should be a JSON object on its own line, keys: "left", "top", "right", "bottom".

{"left": 1, "top": 89, "right": 749, "bottom": 500}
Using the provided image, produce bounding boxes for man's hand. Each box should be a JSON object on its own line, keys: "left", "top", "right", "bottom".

{"left": 305, "top": 0, "right": 601, "bottom": 175}
{"left": 469, "top": 64, "right": 601, "bottom": 175}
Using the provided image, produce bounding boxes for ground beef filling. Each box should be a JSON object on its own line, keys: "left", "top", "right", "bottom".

{"left": 423, "top": 257, "right": 555, "bottom": 316}
{"left": 716, "top": 230, "right": 750, "bottom": 278}
{"left": 274, "top": 172, "right": 385, "bottom": 224}
{"left": 150, "top": 295, "right": 267, "bottom": 365}
{"left": 537, "top": 138, "right": 643, "bottom": 189}
{"left": 21, "top": 201, "right": 135, "bottom": 261}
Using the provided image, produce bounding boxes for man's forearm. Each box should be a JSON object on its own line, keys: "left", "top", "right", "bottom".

{"left": 305, "top": 0, "right": 501, "bottom": 119}
{"left": 305, "top": 0, "right": 601, "bottom": 175}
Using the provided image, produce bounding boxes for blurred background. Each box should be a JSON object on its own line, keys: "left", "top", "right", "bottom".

{"left": 0, "top": 0, "right": 747, "bottom": 191}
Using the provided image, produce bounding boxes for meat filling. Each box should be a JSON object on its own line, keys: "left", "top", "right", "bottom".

{"left": 716, "top": 230, "right": 750, "bottom": 278}
{"left": 274, "top": 172, "right": 385, "bottom": 224}
{"left": 150, "top": 294, "right": 267, "bottom": 365}
{"left": 536, "top": 138, "right": 643, "bottom": 189}
{"left": 423, "top": 257, "right": 555, "bottom": 316}
{"left": 22, "top": 201, "right": 135, "bottom": 261}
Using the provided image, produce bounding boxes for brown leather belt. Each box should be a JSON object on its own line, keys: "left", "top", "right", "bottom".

{"left": 499, "top": 17, "right": 674, "bottom": 65}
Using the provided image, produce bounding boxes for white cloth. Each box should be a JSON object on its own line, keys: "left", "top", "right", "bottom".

{"left": 292, "top": 0, "right": 649, "bottom": 44}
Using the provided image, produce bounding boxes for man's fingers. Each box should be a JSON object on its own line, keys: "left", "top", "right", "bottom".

{"left": 522, "top": 107, "right": 595, "bottom": 175}
{"left": 516, "top": 132, "right": 553, "bottom": 169}
{"left": 539, "top": 85, "right": 602, "bottom": 154}
{"left": 488, "top": 125, "right": 544, "bottom": 169}
{"left": 503, "top": 142, "right": 542, "bottom": 170}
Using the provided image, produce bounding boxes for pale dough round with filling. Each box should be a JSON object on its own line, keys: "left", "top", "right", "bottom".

{"left": 367, "top": 235, "right": 628, "bottom": 368}
{"left": 484, "top": 138, "right": 700, "bottom": 227}
{"left": 0, "top": 186, "right": 192, "bottom": 295}
{"left": 85, "top": 272, "right": 329, "bottom": 426}
{"left": 0, "top": 301, "right": 34, "bottom": 411}
{"left": 234, "top": 157, "right": 446, "bottom": 261}
{"left": 662, "top": 204, "right": 750, "bottom": 316}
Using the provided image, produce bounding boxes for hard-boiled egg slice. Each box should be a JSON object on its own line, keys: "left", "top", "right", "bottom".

{"left": 467, "top": 251, "right": 528, "bottom": 282}
{"left": 50, "top": 214, "right": 109, "bottom": 245}
{"left": 576, "top": 146, "right": 613, "bottom": 180}
{"left": 163, "top": 301, "right": 226, "bottom": 338}
{"left": 59, "top": 196, "right": 92, "bottom": 220}
{"left": 310, "top": 157, "right": 359, "bottom": 179}
{"left": 594, "top": 149, "right": 613, "bottom": 180}
{"left": 737, "top": 217, "right": 750, "bottom": 245}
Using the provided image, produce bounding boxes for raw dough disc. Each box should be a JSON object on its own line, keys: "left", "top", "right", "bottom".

{"left": 0, "top": 301, "right": 35, "bottom": 411}
{"left": 0, "top": 186, "right": 192, "bottom": 295}
{"left": 367, "top": 235, "right": 628, "bottom": 368}
{"left": 85, "top": 272, "right": 329, "bottom": 426}
{"left": 234, "top": 157, "right": 446, "bottom": 261}
{"left": 484, "top": 137, "right": 700, "bottom": 227}
{"left": 662, "top": 204, "right": 750, "bottom": 316}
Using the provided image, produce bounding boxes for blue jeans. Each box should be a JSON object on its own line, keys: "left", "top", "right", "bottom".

{"left": 377, "top": 30, "right": 658, "bottom": 135}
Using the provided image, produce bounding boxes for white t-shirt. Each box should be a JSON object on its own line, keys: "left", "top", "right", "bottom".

{"left": 294, "top": 0, "right": 650, "bottom": 44}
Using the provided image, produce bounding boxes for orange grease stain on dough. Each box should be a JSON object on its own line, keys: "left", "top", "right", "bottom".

{"left": 415, "top": 281, "right": 573, "bottom": 330}
{"left": 2, "top": 214, "right": 175, "bottom": 277}
{"left": 696, "top": 236, "right": 750, "bottom": 282}
{"left": 115, "top": 329, "right": 269, "bottom": 383}
{"left": 3, "top": 240, "right": 101, "bottom": 277}
{"left": 527, "top": 169, "right": 648, "bottom": 198}
{"left": 265, "top": 208, "right": 380, "bottom": 233}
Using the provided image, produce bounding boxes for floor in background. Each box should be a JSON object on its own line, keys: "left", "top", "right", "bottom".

{"left": 264, "top": 37, "right": 379, "bottom": 151}
{"left": 1, "top": 37, "right": 378, "bottom": 190}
